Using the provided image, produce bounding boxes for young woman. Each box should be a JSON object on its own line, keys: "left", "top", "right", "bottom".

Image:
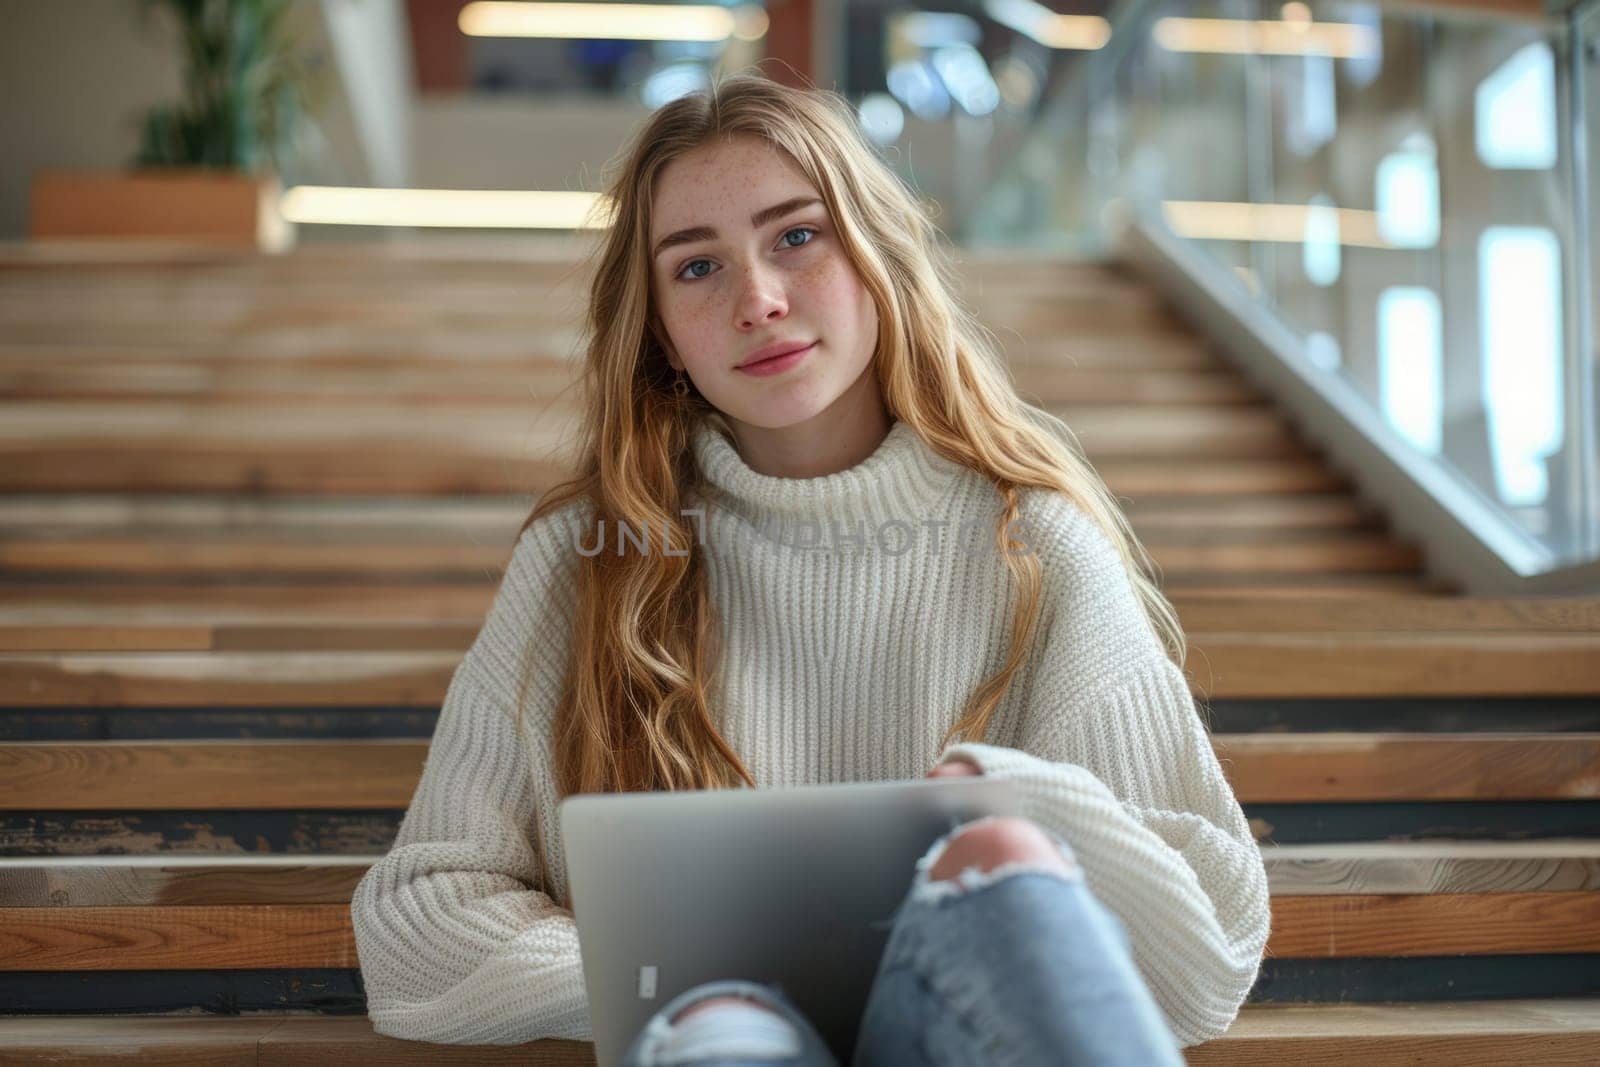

{"left": 350, "top": 73, "right": 1270, "bottom": 1065}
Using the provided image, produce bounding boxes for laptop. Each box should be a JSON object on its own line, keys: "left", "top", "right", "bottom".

{"left": 559, "top": 775, "right": 1022, "bottom": 1067}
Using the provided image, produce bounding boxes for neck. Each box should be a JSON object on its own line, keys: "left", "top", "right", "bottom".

{"left": 690, "top": 414, "right": 970, "bottom": 530}
{"left": 721, "top": 366, "right": 891, "bottom": 479}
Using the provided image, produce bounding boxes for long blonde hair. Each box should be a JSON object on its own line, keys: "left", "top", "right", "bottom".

{"left": 518, "top": 72, "right": 1198, "bottom": 813}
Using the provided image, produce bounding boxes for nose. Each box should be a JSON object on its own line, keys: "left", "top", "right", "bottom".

{"left": 734, "top": 261, "right": 787, "bottom": 330}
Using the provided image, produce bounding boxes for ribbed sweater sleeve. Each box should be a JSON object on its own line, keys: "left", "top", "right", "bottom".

{"left": 349, "top": 517, "right": 591, "bottom": 1044}
{"left": 940, "top": 505, "right": 1271, "bottom": 1048}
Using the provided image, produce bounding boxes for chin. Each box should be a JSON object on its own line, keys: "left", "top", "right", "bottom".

{"left": 717, "top": 381, "right": 835, "bottom": 431}
{"left": 730, "top": 402, "right": 831, "bottom": 431}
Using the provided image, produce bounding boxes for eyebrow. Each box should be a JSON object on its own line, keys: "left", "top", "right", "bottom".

{"left": 652, "top": 196, "right": 823, "bottom": 261}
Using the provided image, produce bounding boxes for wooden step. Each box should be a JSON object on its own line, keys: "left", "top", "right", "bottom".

{"left": 0, "top": 350, "right": 586, "bottom": 401}
{"left": 4, "top": 735, "right": 1595, "bottom": 807}
{"left": 0, "top": 584, "right": 499, "bottom": 625}
{"left": 1171, "top": 595, "right": 1600, "bottom": 632}
{"left": 0, "top": 400, "right": 1304, "bottom": 452}
{"left": 0, "top": 530, "right": 1420, "bottom": 580}
{"left": 1163, "top": 575, "right": 1455, "bottom": 597}
{"left": 6, "top": 841, "right": 1597, "bottom": 907}
{"left": 1097, "top": 458, "right": 1348, "bottom": 496}
{"left": 9, "top": 623, "right": 1593, "bottom": 701}
{"left": 5, "top": 607, "right": 1592, "bottom": 652}
{"left": 6, "top": 594, "right": 1584, "bottom": 651}
{"left": 1126, "top": 494, "right": 1384, "bottom": 531}
{"left": 1187, "top": 633, "right": 1600, "bottom": 697}
{"left": 0, "top": 1015, "right": 597, "bottom": 1065}
{"left": 0, "top": 233, "right": 594, "bottom": 267}
{"left": 2, "top": 839, "right": 1598, "bottom": 969}
{"left": 1016, "top": 368, "right": 1262, "bottom": 405}
{"left": 0, "top": 1003, "right": 1597, "bottom": 1065}
{"left": 1, "top": 353, "right": 1260, "bottom": 407}
{"left": 1004, "top": 331, "right": 1225, "bottom": 370}
{"left": 0, "top": 451, "right": 1349, "bottom": 497}
{"left": 1, "top": 894, "right": 1595, "bottom": 968}
{"left": 0, "top": 622, "right": 481, "bottom": 652}
{"left": 0, "top": 493, "right": 1391, "bottom": 544}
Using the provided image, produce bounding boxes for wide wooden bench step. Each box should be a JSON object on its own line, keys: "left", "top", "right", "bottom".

{"left": 0, "top": 530, "right": 1422, "bottom": 579}
{"left": 1, "top": 350, "right": 1262, "bottom": 407}
{"left": 0, "top": 894, "right": 1595, "bottom": 968}
{"left": 1189, "top": 997, "right": 1600, "bottom": 1064}
{"left": 14, "top": 593, "right": 1590, "bottom": 653}
{"left": 1174, "top": 596, "right": 1600, "bottom": 633}
{"left": 2, "top": 854, "right": 1598, "bottom": 970}
{"left": 2, "top": 584, "right": 1507, "bottom": 629}
{"left": 0, "top": 399, "right": 1312, "bottom": 462}
{"left": 0, "top": 584, "right": 500, "bottom": 626}
{"left": 1008, "top": 331, "right": 1226, "bottom": 370}
{"left": 1164, "top": 576, "right": 1455, "bottom": 597}
{"left": 5, "top": 841, "right": 1597, "bottom": 907}
{"left": 4, "top": 735, "right": 1596, "bottom": 807}
{"left": 0, "top": 447, "right": 1348, "bottom": 499}
{"left": 1, "top": 294, "right": 1186, "bottom": 341}
{"left": 1, "top": 999, "right": 1599, "bottom": 1064}
{"left": 5, "top": 623, "right": 1592, "bottom": 699}
{"left": 0, "top": 1015, "right": 597, "bottom": 1065}
{"left": 0, "top": 491, "right": 1386, "bottom": 535}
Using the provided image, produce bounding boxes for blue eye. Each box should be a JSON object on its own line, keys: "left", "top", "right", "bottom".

{"left": 674, "top": 226, "right": 818, "bottom": 281}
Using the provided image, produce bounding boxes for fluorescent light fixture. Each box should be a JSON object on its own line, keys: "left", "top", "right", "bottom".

{"left": 1162, "top": 200, "right": 1392, "bottom": 248}
{"left": 858, "top": 93, "right": 906, "bottom": 145}
{"left": 1153, "top": 17, "right": 1379, "bottom": 58}
{"left": 1376, "top": 140, "right": 1440, "bottom": 248}
{"left": 887, "top": 59, "right": 950, "bottom": 121}
{"left": 899, "top": 12, "right": 982, "bottom": 49}
{"left": 279, "top": 186, "right": 614, "bottom": 229}
{"left": 1302, "top": 193, "right": 1341, "bottom": 285}
{"left": 1475, "top": 41, "right": 1558, "bottom": 169}
{"left": 641, "top": 61, "right": 711, "bottom": 109}
{"left": 1478, "top": 226, "right": 1564, "bottom": 506}
{"left": 931, "top": 44, "right": 1001, "bottom": 117}
{"left": 1378, "top": 287, "right": 1444, "bottom": 455}
{"left": 458, "top": 1, "right": 767, "bottom": 43}
{"left": 983, "top": 0, "right": 1110, "bottom": 50}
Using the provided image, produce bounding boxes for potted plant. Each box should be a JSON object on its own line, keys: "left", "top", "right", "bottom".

{"left": 29, "top": 0, "right": 327, "bottom": 250}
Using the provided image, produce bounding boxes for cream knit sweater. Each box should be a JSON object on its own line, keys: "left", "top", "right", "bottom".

{"left": 349, "top": 418, "right": 1272, "bottom": 1049}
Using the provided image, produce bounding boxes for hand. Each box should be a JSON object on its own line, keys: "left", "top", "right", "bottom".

{"left": 925, "top": 755, "right": 983, "bottom": 779}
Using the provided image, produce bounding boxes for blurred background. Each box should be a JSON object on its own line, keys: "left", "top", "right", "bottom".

{"left": 2, "top": 0, "right": 1594, "bottom": 584}
{"left": 3, "top": 2, "right": 1600, "bottom": 1056}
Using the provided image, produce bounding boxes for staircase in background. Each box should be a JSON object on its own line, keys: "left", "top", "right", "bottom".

{"left": 1, "top": 239, "right": 1597, "bottom": 1063}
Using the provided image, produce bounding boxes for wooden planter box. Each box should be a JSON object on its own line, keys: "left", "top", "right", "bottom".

{"left": 28, "top": 169, "right": 295, "bottom": 252}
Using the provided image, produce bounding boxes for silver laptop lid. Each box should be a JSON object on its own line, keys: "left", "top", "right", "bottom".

{"left": 560, "top": 775, "right": 1022, "bottom": 1066}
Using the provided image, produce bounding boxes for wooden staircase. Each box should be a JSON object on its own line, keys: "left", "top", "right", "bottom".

{"left": 1, "top": 238, "right": 1597, "bottom": 1064}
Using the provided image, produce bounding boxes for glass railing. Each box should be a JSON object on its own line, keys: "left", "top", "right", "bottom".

{"left": 969, "top": 0, "right": 1599, "bottom": 578}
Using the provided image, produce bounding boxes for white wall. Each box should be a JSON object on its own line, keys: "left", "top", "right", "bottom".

{"left": 411, "top": 94, "right": 652, "bottom": 193}
{"left": 0, "top": 0, "right": 185, "bottom": 238}
{"left": 407, "top": 93, "right": 988, "bottom": 236}
{"left": 0, "top": 0, "right": 377, "bottom": 239}
{"left": 319, "top": 0, "right": 414, "bottom": 187}
{"left": 0, "top": 0, "right": 987, "bottom": 240}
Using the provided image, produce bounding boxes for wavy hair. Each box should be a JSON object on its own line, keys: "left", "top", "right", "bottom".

{"left": 517, "top": 72, "right": 1199, "bottom": 823}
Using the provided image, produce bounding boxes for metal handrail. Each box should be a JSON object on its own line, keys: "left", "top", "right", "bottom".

{"left": 967, "top": 0, "right": 1600, "bottom": 591}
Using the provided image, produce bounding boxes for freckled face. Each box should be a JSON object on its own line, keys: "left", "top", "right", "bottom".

{"left": 648, "top": 135, "right": 880, "bottom": 431}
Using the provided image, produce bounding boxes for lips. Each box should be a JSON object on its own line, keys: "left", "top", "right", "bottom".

{"left": 739, "top": 340, "right": 816, "bottom": 369}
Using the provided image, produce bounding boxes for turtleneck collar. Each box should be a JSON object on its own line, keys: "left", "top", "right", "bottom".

{"left": 689, "top": 417, "right": 970, "bottom": 527}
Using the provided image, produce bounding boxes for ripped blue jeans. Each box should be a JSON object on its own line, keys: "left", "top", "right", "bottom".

{"left": 617, "top": 815, "right": 1184, "bottom": 1066}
